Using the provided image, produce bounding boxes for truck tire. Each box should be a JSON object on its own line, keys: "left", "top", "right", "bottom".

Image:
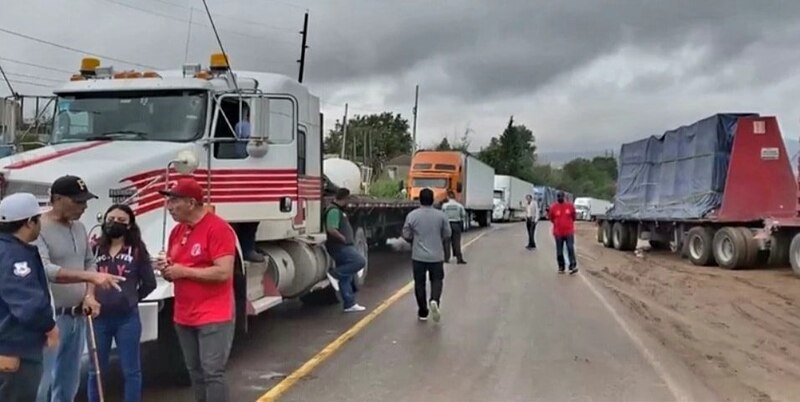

{"left": 596, "top": 223, "right": 604, "bottom": 243}
{"left": 354, "top": 227, "right": 369, "bottom": 289}
{"left": 735, "top": 227, "right": 759, "bottom": 268}
{"left": 601, "top": 221, "right": 613, "bottom": 248}
{"left": 767, "top": 232, "right": 791, "bottom": 267}
{"left": 625, "top": 224, "right": 639, "bottom": 250}
{"left": 477, "top": 211, "right": 490, "bottom": 227}
{"left": 789, "top": 233, "right": 800, "bottom": 276}
{"left": 712, "top": 227, "right": 749, "bottom": 269}
{"left": 612, "top": 222, "right": 634, "bottom": 251}
{"left": 686, "top": 226, "right": 716, "bottom": 266}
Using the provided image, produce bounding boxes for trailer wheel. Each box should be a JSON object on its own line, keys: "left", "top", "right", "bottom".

{"left": 612, "top": 222, "right": 634, "bottom": 251}
{"left": 601, "top": 221, "right": 613, "bottom": 248}
{"left": 735, "top": 227, "right": 759, "bottom": 268}
{"left": 686, "top": 226, "right": 716, "bottom": 266}
{"left": 767, "top": 232, "right": 791, "bottom": 267}
{"left": 354, "top": 227, "right": 369, "bottom": 289}
{"left": 625, "top": 224, "right": 639, "bottom": 250}
{"left": 596, "top": 223, "right": 604, "bottom": 243}
{"left": 789, "top": 233, "right": 800, "bottom": 276}
{"left": 712, "top": 227, "right": 748, "bottom": 269}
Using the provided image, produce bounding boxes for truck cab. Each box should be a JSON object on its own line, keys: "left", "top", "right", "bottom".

{"left": 407, "top": 150, "right": 462, "bottom": 203}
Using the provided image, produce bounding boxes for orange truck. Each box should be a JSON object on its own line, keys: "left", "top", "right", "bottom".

{"left": 407, "top": 150, "right": 495, "bottom": 230}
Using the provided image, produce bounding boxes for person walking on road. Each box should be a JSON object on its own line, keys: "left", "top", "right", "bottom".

{"left": 525, "top": 194, "right": 539, "bottom": 249}
{"left": 402, "top": 188, "right": 451, "bottom": 322}
{"left": 36, "top": 175, "right": 125, "bottom": 402}
{"left": 87, "top": 204, "right": 157, "bottom": 402}
{"left": 440, "top": 190, "right": 467, "bottom": 264}
{"left": 0, "top": 193, "right": 58, "bottom": 402}
{"left": 155, "top": 178, "right": 238, "bottom": 402}
{"left": 548, "top": 191, "right": 578, "bottom": 274}
{"left": 324, "top": 188, "right": 367, "bottom": 313}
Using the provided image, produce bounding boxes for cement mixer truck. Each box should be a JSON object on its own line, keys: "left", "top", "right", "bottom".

{"left": 0, "top": 54, "right": 417, "bottom": 378}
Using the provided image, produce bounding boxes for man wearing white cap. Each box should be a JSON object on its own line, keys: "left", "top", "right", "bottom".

{"left": 0, "top": 193, "right": 59, "bottom": 401}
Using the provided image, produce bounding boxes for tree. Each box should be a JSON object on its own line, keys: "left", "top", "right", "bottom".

{"left": 435, "top": 137, "right": 452, "bottom": 150}
{"left": 478, "top": 116, "right": 537, "bottom": 179}
{"left": 324, "top": 112, "right": 413, "bottom": 175}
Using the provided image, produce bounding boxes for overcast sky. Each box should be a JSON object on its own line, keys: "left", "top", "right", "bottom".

{"left": 2, "top": 0, "right": 800, "bottom": 155}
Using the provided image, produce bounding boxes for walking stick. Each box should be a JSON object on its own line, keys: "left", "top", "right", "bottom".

{"left": 86, "top": 313, "right": 105, "bottom": 402}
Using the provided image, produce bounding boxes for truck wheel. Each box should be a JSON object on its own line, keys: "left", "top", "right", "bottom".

{"left": 712, "top": 227, "right": 748, "bottom": 269}
{"left": 601, "top": 221, "right": 613, "bottom": 248}
{"left": 789, "top": 233, "right": 800, "bottom": 276}
{"left": 735, "top": 227, "right": 759, "bottom": 268}
{"left": 767, "top": 232, "right": 791, "bottom": 267}
{"left": 477, "top": 211, "right": 490, "bottom": 227}
{"left": 686, "top": 226, "right": 716, "bottom": 266}
{"left": 596, "top": 223, "right": 604, "bottom": 243}
{"left": 354, "top": 227, "right": 369, "bottom": 289}
{"left": 625, "top": 224, "right": 639, "bottom": 250}
{"left": 612, "top": 222, "right": 634, "bottom": 251}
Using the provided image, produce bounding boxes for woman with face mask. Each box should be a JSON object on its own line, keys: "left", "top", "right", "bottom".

{"left": 86, "top": 204, "right": 156, "bottom": 402}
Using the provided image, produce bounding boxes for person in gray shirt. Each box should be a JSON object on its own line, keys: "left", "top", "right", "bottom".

{"left": 440, "top": 190, "right": 467, "bottom": 264}
{"left": 34, "top": 175, "right": 124, "bottom": 402}
{"left": 402, "top": 188, "right": 451, "bottom": 323}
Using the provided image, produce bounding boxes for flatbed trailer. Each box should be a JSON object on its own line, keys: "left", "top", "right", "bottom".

{"left": 596, "top": 114, "right": 800, "bottom": 274}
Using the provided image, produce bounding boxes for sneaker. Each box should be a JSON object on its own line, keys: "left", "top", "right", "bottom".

{"left": 418, "top": 314, "right": 429, "bottom": 321}
{"left": 558, "top": 269, "right": 565, "bottom": 274}
{"left": 429, "top": 300, "right": 441, "bottom": 323}
{"left": 569, "top": 267, "right": 578, "bottom": 275}
{"left": 457, "top": 260, "right": 467, "bottom": 265}
{"left": 344, "top": 304, "right": 366, "bottom": 313}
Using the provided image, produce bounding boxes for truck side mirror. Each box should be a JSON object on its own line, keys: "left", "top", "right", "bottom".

{"left": 457, "top": 182, "right": 463, "bottom": 192}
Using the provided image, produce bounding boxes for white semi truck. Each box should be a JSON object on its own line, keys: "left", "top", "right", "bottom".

{"left": 492, "top": 175, "right": 534, "bottom": 222}
{"left": 0, "top": 54, "right": 418, "bottom": 377}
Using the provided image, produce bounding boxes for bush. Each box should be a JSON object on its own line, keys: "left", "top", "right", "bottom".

{"left": 369, "top": 179, "right": 404, "bottom": 199}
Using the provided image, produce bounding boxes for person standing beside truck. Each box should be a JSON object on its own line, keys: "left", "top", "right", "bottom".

{"left": 402, "top": 188, "right": 451, "bottom": 322}
{"left": 36, "top": 175, "right": 126, "bottom": 402}
{"left": 154, "top": 177, "right": 237, "bottom": 402}
{"left": 0, "top": 193, "right": 58, "bottom": 402}
{"left": 86, "top": 204, "right": 157, "bottom": 402}
{"left": 548, "top": 191, "right": 578, "bottom": 274}
{"left": 525, "top": 194, "right": 539, "bottom": 249}
{"left": 324, "top": 188, "right": 367, "bottom": 313}
{"left": 440, "top": 190, "right": 467, "bottom": 264}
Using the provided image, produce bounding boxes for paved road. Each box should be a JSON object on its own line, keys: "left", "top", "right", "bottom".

{"left": 278, "top": 222, "right": 680, "bottom": 402}
{"left": 78, "top": 229, "right": 489, "bottom": 402}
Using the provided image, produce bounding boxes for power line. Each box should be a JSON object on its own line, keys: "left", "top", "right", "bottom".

{"left": 7, "top": 79, "right": 51, "bottom": 89}
{"left": 4, "top": 72, "right": 63, "bottom": 84}
{"left": 0, "top": 63, "right": 16, "bottom": 96}
{"left": 145, "top": 0, "right": 297, "bottom": 33}
{"left": 0, "top": 57, "right": 74, "bottom": 74}
{"left": 0, "top": 27, "right": 158, "bottom": 69}
{"left": 97, "top": 0, "right": 296, "bottom": 45}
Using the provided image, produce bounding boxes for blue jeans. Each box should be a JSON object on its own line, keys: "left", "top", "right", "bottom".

{"left": 555, "top": 235, "right": 576, "bottom": 270}
{"left": 330, "top": 246, "right": 366, "bottom": 309}
{"left": 37, "top": 314, "right": 86, "bottom": 402}
{"left": 232, "top": 222, "right": 258, "bottom": 257}
{"left": 87, "top": 310, "right": 142, "bottom": 402}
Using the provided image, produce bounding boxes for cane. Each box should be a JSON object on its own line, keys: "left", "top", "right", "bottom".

{"left": 86, "top": 312, "right": 105, "bottom": 402}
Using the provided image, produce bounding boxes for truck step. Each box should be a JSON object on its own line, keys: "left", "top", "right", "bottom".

{"left": 245, "top": 261, "right": 269, "bottom": 301}
{"left": 250, "top": 296, "right": 283, "bottom": 315}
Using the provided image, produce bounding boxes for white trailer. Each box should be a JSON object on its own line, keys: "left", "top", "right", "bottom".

{"left": 574, "top": 197, "right": 612, "bottom": 221}
{"left": 493, "top": 175, "right": 534, "bottom": 222}
{"left": 461, "top": 153, "right": 495, "bottom": 229}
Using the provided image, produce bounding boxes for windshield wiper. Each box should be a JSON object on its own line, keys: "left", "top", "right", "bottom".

{"left": 86, "top": 130, "right": 149, "bottom": 140}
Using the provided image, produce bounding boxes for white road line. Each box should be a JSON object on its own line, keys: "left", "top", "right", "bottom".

{"left": 577, "top": 267, "right": 690, "bottom": 402}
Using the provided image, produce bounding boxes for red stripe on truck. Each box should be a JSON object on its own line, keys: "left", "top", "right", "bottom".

{"left": 4, "top": 141, "right": 109, "bottom": 170}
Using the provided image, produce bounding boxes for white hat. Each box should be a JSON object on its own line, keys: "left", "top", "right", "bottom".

{"left": 0, "top": 193, "right": 52, "bottom": 222}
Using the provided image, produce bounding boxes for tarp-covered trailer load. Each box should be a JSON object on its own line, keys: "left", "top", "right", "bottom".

{"left": 596, "top": 113, "right": 800, "bottom": 274}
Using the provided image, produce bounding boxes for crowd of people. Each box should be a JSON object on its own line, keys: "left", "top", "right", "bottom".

{"left": 0, "top": 172, "right": 578, "bottom": 402}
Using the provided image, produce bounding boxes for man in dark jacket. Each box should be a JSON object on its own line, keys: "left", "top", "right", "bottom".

{"left": 0, "top": 192, "right": 59, "bottom": 401}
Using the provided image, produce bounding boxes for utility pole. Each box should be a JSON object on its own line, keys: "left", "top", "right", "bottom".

{"left": 340, "top": 103, "right": 348, "bottom": 158}
{"left": 412, "top": 84, "right": 419, "bottom": 153}
{"left": 297, "top": 11, "right": 309, "bottom": 83}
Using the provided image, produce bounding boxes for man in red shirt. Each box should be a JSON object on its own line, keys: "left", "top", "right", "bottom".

{"left": 548, "top": 191, "right": 578, "bottom": 275}
{"left": 155, "top": 178, "right": 237, "bottom": 402}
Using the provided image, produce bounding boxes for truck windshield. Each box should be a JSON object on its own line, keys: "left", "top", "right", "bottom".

{"left": 413, "top": 178, "right": 448, "bottom": 188}
{"left": 51, "top": 90, "right": 207, "bottom": 143}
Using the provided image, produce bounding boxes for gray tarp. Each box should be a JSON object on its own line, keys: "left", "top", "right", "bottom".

{"left": 607, "top": 113, "right": 757, "bottom": 220}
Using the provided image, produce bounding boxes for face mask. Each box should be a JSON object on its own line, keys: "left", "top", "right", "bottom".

{"left": 102, "top": 221, "right": 129, "bottom": 239}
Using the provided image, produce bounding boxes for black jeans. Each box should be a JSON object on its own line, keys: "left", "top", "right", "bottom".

{"left": 175, "top": 321, "right": 235, "bottom": 402}
{"left": 412, "top": 260, "right": 445, "bottom": 317}
{"left": 443, "top": 222, "right": 463, "bottom": 261}
{"left": 526, "top": 219, "right": 538, "bottom": 247}
{"left": 0, "top": 357, "right": 42, "bottom": 402}
{"left": 555, "top": 235, "right": 576, "bottom": 270}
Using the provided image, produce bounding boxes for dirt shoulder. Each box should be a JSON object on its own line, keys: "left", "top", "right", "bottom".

{"left": 574, "top": 222, "right": 800, "bottom": 402}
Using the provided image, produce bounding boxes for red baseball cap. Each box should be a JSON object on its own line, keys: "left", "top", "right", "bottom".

{"left": 159, "top": 178, "right": 203, "bottom": 202}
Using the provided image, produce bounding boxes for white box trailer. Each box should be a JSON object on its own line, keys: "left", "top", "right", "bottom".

{"left": 461, "top": 153, "right": 495, "bottom": 229}
{"left": 574, "top": 197, "right": 612, "bottom": 221}
{"left": 493, "top": 175, "right": 534, "bottom": 221}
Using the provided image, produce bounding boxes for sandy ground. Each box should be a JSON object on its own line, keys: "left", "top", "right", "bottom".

{"left": 574, "top": 222, "right": 800, "bottom": 402}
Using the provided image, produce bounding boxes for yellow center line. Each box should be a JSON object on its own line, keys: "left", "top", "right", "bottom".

{"left": 256, "top": 227, "right": 497, "bottom": 402}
